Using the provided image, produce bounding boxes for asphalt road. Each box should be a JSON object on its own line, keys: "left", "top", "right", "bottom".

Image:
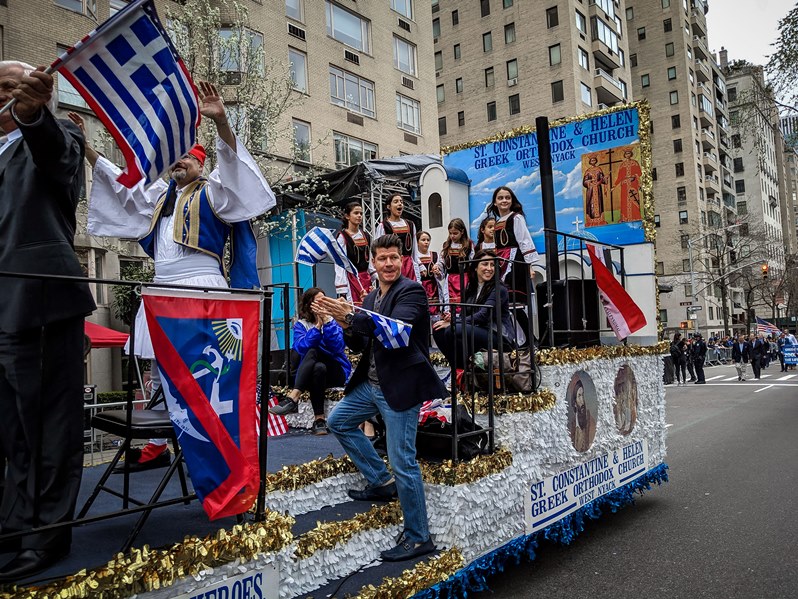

{"left": 475, "top": 363, "right": 798, "bottom": 599}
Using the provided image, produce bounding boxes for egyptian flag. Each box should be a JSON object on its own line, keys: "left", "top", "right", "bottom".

{"left": 586, "top": 244, "right": 646, "bottom": 340}
{"left": 142, "top": 288, "right": 261, "bottom": 520}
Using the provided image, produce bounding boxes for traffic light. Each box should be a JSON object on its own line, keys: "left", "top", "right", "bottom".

{"left": 761, "top": 263, "right": 769, "bottom": 279}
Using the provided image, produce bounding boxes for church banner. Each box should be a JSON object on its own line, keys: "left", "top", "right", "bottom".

{"left": 442, "top": 104, "right": 650, "bottom": 252}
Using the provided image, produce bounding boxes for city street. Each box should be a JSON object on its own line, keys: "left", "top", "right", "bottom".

{"left": 476, "top": 363, "right": 798, "bottom": 599}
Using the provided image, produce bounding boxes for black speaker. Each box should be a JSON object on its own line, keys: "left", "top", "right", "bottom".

{"left": 536, "top": 279, "right": 600, "bottom": 348}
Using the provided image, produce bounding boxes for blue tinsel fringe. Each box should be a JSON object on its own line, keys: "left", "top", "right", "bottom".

{"left": 412, "top": 463, "right": 669, "bottom": 599}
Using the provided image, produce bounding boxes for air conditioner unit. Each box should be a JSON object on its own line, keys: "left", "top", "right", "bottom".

{"left": 507, "top": 77, "right": 518, "bottom": 87}
{"left": 598, "top": 103, "right": 609, "bottom": 109}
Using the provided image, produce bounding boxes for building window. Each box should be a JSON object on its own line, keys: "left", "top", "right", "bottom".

{"left": 665, "top": 42, "right": 675, "bottom": 57}
{"left": 110, "top": 0, "right": 128, "bottom": 16}
{"left": 481, "top": 0, "right": 491, "bottom": 17}
{"left": 679, "top": 210, "right": 688, "bottom": 224}
{"left": 581, "top": 82, "right": 591, "bottom": 106}
{"left": 728, "top": 87, "right": 737, "bottom": 102}
{"left": 326, "top": 1, "right": 370, "bottom": 53}
{"left": 453, "top": 44, "right": 462, "bottom": 60}
{"left": 55, "top": 0, "right": 95, "bottom": 16}
{"left": 391, "top": 0, "right": 413, "bottom": 19}
{"left": 662, "top": 0, "right": 670, "bottom": 7}
{"left": 681, "top": 234, "right": 689, "bottom": 250}
{"left": 575, "top": 10, "right": 586, "bottom": 33}
{"left": 667, "top": 66, "right": 677, "bottom": 80}
{"left": 329, "top": 65, "right": 376, "bottom": 117}
{"left": 288, "top": 48, "right": 307, "bottom": 93}
{"left": 505, "top": 22, "right": 516, "bottom": 44}
{"left": 504, "top": 0, "right": 513, "bottom": 7}
{"left": 669, "top": 90, "right": 679, "bottom": 104}
{"left": 663, "top": 18, "right": 672, "bottom": 32}
{"left": 458, "top": 110, "right": 465, "bottom": 126}
{"left": 620, "top": 79, "right": 628, "bottom": 99}
{"left": 286, "top": 0, "right": 303, "bottom": 21}
{"left": 334, "top": 132, "right": 377, "bottom": 168}
{"left": 456, "top": 77, "right": 463, "bottom": 93}
{"left": 396, "top": 93, "right": 421, "bottom": 134}
{"left": 654, "top": 214, "right": 661, "bottom": 228}
{"left": 506, "top": 58, "right": 518, "bottom": 80}
{"left": 546, "top": 6, "right": 559, "bottom": 28}
{"left": 641, "top": 73, "right": 650, "bottom": 87}
{"left": 637, "top": 27, "right": 646, "bottom": 40}
{"left": 629, "top": 54, "right": 637, "bottom": 68}
{"left": 626, "top": 6, "right": 634, "bottom": 19}
{"left": 682, "top": 259, "right": 691, "bottom": 272}
{"left": 675, "top": 162, "right": 684, "bottom": 176}
{"left": 673, "top": 138, "right": 682, "bottom": 153}
{"left": 677, "top": 186, "right": 686, "bottom": 203}
{"left": 292, "top": 120, "right": 311, "bottom": 162}
{"left": 57, "top": 74, "right": 88, "bottom": 109}
{"left": 551, "top": 80, "right": 564, "bottom": 103}
{"left": 733, "top": 157, "right": 744, "bottom": 172}
{"left": 672, "top": 114, "right": 681, "bottom": 129}
{"left": 432, "top": 18, "right": 441, "bottom": 38}
{"left": 737, "top": 201, "right": 747, "bottom": 215}
{"left": 549, "top": 44, "right": 561, "bottom": 66}
{"left": 579, "top": 47, "right": 589, "bottom": 70}
{"left": 438, "top": 116, "right": 447, "bottom": 136}
{"left": 485, "top": 67, "right": 495, "bottom": 87}
{"left": 509, "top": 93, "right": 520, "bottom": 115}
{"left": 394, "top": 36, "right": 417, "bottom": 76}
{"left": 218, "top": 28, "right": 264, "bottom": 76}
{"left": 436, "top": 84, "right": 445, "bottom": 103}
{"left": 483, "top": 32, "right": 493, "bottom": 52}
{"left": 452, "top": 9, "right": 459, "bottom": 25}
{"left": 735, "top": 180, "right": 745, "bottom": 193}
{"left": 487, "top": 101, "right": 497, "bottom": 121}
{"left": 435, "top": 51, "right": 443, "bottom": 71}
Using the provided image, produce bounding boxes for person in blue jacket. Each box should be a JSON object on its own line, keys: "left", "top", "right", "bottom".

{"left": 269, "top": 288, "right": 351, "bottom": 435}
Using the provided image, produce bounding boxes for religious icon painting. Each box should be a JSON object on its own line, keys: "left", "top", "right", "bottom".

{"left": 582, "top": 143, "right": 643, "bottom": 228}
{"left": 613, "top": 364, "right": 639, "bottom": 435}
{"left": 566, "top": 371, "right": 598, "bottom": 453}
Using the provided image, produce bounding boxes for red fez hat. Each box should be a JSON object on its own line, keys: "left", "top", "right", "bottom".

{"left": 187, "top": 144, "right": 206, "bottom": 167}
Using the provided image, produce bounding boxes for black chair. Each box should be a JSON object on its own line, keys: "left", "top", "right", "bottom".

{"left": 77, "top": 386, "right": 195, "bottom": 553}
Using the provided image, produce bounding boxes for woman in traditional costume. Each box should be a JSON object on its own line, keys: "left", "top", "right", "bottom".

{"left": 335, "top": 201, "right": 373, "bottom": 305}
{"left": 376, "top": 193, "right": 421, "bottom": 281}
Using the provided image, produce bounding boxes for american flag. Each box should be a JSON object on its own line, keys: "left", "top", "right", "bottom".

{"left": 755, "top": 317, "right": 781, "bottom": 337}
{"left": 296, "top": 227, "right": 357, "bottom": 274}
{"left": 51, "top": 0, "right": 200, "bottom": 188}
{"left": 255, "top": 385, "right": 287, "bottom": 438}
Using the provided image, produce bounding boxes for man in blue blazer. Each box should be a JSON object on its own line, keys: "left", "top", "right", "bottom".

{"left": 316, "top": 234, "right": 446, "bottom": 562}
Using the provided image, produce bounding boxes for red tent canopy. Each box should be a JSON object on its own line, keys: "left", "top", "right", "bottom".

{"left": 84, "top": 321, "right": 129, "bottom": 349}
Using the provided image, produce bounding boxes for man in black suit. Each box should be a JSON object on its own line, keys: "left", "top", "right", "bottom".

{"left": 751, "top": 333, "right": 767, "bottom": 380}
{"left": 692, "top": 332, "right": 707, "bottom": 384}
{"left": 0, "top": 62, "right": 95, "bottom": 582}
{"left": 317, "top": 234, "right": 446, "bottom": 562}
{"left": 731, "top": 334, "right": 751, "bottom": 382}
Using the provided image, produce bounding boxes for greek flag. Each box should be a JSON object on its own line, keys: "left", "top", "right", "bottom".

{"left": 51, "top": 0, "right": 200, "bottom": 188}
{"left": 296, "top": 227, "right": 357, "bottom": 274}
{"left": 364, "top": 310, "right": 412, "bottom": 349}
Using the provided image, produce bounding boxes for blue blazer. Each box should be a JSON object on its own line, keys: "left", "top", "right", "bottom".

{"left": 345, "top": 276, "right": 447, "bottom": 411}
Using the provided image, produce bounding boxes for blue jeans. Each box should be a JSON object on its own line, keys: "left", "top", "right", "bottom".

{"left": 328, "top": 381, "right": 429, "bottom": 544}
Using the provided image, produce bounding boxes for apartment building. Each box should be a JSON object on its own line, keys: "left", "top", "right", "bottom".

{"left": 627, "top": 0, "right": 744, "bottom": 337}
{"left": 0, "top": 0, "right": 439, "bottom": 390}
{"left": 433, "top": 0, "right": 634, "bottom": 147}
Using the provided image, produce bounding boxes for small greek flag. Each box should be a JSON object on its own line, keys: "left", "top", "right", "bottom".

{"left": 296, "top": 227, "right": 357, "bottom": 274}
{"left": 369, "top": 311, "right": 412, "bottom": 349}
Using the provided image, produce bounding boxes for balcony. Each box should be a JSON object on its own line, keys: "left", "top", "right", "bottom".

{"left": 701, "top": 127, "right": 717, "bottom": 150}
{"left": 692, "top": 36, "right": 709, "bottom": 60}
{"left": 704, "top": 172, "right": 720, "bottom": 192}
{"left": 696, "top": 60, "right": 711, "bottom": 82}
{"left": 591, "top": 39, "right": 621, "bottom": 71}
{"left": 690, "top": 9, "right": 707, "bottom": 36}
{"left": 715, "top": 98, "right": 727, "bottom": 115}
{"left": 594, "top": 68, "right": 625, "bottom": 105}
{"left": 703, "top": 152, "right": 718, "bottom": 173}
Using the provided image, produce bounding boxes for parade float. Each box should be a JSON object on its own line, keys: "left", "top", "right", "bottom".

{"left": 6, "top": 103, "right": 668, "bottom": 599}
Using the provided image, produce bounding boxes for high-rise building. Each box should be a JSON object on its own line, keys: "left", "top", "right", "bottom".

{"left": 627, "top": 0, "right": 744, "bottom": 337}
{"left": 433, "top": 0, "right": 633, "bottom": 147}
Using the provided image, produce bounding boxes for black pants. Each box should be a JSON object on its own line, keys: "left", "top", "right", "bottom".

{"left": 675, "top": 361, "right": 687, "bottom": 383}
{"left": 0, "top": 316, "right": 85, "bottom": 551}
{"left": 779, "top": 353, "right": 785, "bottom": 371}
{"left": 433, "top": 323, "right": 501, "bottom": 369}
{"left": 686, "top": 360, "right": 696, "bottom": 380}
{"left": 694, "top": 357, "right": 705, "bottom": 382}
{"left": 293, "top": 348, "right": 347, "bottom": 416}
{"left": 751, "top": 357, "right": 762, "bottom": 379}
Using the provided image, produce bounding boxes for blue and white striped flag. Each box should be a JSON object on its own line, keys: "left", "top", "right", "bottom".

{"left": 51, "top": 0, "right": 200, "bottom": 188}
{"left": 296, "top": 227, "right": 357, "bottom": 274}
{"left": 361, "top": 309, "right": 412, "bottom": 349}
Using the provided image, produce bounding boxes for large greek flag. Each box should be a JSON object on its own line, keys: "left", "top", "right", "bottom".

{"left": 296, "top": 227, "right": 357, "bottom": 274}
{"left": 51, "top": 0, "right": 200, "bottom": 188}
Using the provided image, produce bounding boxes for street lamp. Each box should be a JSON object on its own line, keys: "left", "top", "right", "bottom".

{"left": 686, "top": 223, "right": 742, "bottom": 337}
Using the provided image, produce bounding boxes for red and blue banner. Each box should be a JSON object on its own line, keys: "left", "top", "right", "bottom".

{"left": 142, "top": 289, "right": 260, "bottom": 520}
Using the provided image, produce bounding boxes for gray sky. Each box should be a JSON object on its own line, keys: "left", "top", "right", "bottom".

{"left": 705, "top": 0, "right": 794, "bottom": 66}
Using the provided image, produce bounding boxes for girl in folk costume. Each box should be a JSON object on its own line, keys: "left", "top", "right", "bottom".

{"left": 376, "top": 193, "right": 421, "bottom": 281}
{"left": 437, "top": 218, "right": 474, "bottom": 305}
{"left": 474, "top": 216, "right": 496, "bottom": 253}
{"left": 417, "top": 230, "right": 448, "bottom": 316}
{"left": 487, "top": 186, "right": 541, "bottom": 303}
{"left": 335, "top": 202, "right": 374, "bottom": 305}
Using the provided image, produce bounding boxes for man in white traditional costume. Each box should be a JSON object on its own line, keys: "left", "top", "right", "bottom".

{"left": 76, "top": 81, "right": 275, "bottom": 469}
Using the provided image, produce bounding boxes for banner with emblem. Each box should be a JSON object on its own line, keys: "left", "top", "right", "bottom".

{"left": 142, "top": 288, "right": 261, "bottom": 520}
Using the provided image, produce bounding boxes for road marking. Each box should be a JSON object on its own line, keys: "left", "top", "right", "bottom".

{"left": 665, "top": 423, "right": 674, "bottom": 428}
{"left": 707, "top": 375, "right": 724, "bottom": 381}
{"left": 754, "top": 385, "right": 774, "bottom": 393}
{"left": 759, "top": 374, "right": 771, "bottom": 379}
{"left": 723, "top": 376, "right": 739, "bottom": 381}
{"left": 700, "top": 383, "right": 798, "bottom": 387}
{"left": 777, "top": 374, "right": 796, "bottom": 381}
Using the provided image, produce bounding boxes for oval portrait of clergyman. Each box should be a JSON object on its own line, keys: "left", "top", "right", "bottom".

{"left": 613, "top": 364, "right": 638, "bottom": 435}
{"left": 566, "top": 371, "right": 598, "bottom": 453}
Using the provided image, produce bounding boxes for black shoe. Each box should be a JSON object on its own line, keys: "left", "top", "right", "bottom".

{"left": 311, "top": 418, "right": 329, "bottom": 436}
{"left": 0, "top": 548, "right": 68, "bottom": 583}
{"left": 381, "top": 538, "right": 436, "bottom": 562}
{"left": 695, "top": 380, "right": 706, "bottom": 384}
{"left": 113, "top": 446, "right": 171, "bottom": 473}
{"left": 348, "top": 481, "right": 398, "bottom": 502}
{"left": 269, "top": 398, "right": 298, "bottom": 416}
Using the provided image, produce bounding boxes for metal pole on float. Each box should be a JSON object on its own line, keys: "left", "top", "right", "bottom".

{"left": 536, "top": 117, "right": 558, "bottom": 348}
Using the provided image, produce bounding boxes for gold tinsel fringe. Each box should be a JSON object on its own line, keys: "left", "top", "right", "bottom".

{"left": 266, "top": 453, "right": 358, "bottom": 493}
{"left": 470, "top": 388, "right": 557, "bottom": 415}
{"left": 419, "top": 447, "right": 513, "bottom": 486}
{"left": 351, "top": 547, "right": 465, "bottom": 599}
{"left": 10, "top": 511, "right": 294, "bottom": 599}
{"left": 294, "top": 502, "right": 403, "bottom": 560}
{"left": 535, "top": 342, "right": 669, "bottom": 365}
